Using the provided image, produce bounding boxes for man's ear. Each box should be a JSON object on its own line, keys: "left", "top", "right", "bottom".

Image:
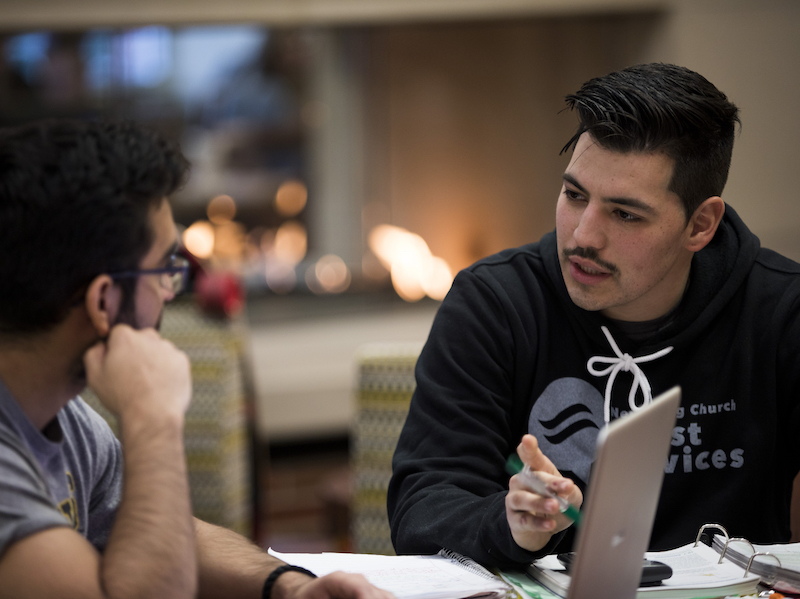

{"left": 84, "top": 275, "right": 122, "bottom": 337}
{"left": 685, "top": 196, "right": 725, "bottom": 253}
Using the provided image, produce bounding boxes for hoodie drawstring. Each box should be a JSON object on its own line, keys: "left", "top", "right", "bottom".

{"left": 587, "top": 326, "right": 673, "bottom": 424}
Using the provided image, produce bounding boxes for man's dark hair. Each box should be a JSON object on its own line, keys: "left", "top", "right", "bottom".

{"left": 561, "top": 63, "right": 740, "bottom": 219}
{"left": 0, "top": 119, "right": 189, "bottom": 334}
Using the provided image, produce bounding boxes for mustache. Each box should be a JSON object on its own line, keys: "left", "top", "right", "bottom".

{"left": 562, "top": 247, "right": 619, "bottom": 274}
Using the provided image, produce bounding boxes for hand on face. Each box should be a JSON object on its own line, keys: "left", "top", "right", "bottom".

{"left": 276, "top": 571, "right": 396, "bottom": 599}
{"left": 83, "top": 324, "right": 191, "bottom": 422}
{"left": 505, "top": 434, "right": 583, "bottom": 552}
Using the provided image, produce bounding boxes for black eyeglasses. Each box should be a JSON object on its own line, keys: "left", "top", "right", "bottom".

{"left": 109, "top": 255, "right": 190, "bottom": 295}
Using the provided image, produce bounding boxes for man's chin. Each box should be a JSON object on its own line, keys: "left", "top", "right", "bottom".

{"left": 565, "top": 282, "right": 611, "bottom": 313}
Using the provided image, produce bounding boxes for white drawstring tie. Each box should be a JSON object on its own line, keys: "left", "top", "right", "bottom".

{"left": 587, "top": 326, "right": 673, "bottom": 424}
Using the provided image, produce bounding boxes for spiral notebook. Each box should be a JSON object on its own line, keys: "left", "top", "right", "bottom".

{"left": 268, "top": 547, "right": 511, "bottom": 599}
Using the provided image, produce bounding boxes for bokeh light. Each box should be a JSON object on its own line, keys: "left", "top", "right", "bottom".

{"left": 421, "top": 256, "right": 454, "bottom": 301}
{"left": 214, "top": 220, "right": 245, "bottom": 260}
{"left": 391, "top": 257, "right": 426, "bottom": 302}
{"left": 368, "top": 224, "right": 453, "bottom": 302}
{"left": 183, "top": 220, "right": 215, "bottom": 259}
{"left": 274, "top": 180, "right": 308, "bottom": 217}
{"left": 207, "top": 194, "right": 237, "bottom": 224}
{"left": 308, "top": 254, "right": 351, "bottom": 294}
{"left": 273, "top": 220, "right": 307, "bottom": 265}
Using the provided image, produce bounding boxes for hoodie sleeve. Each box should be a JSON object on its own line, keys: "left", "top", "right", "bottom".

{"left": 387, "top": 267, "right": 562, "bottom": 568}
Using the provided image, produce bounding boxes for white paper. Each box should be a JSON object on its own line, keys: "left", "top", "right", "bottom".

{"left": 268, "top": 549, "right": 508, "bottom": 599}
{"left": 644, "top": 543, "right": 759, "bottom": 590}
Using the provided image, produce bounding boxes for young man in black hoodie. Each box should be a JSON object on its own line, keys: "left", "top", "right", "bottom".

{"left": 388, "top": 63, "right": 800, "bottom": 569}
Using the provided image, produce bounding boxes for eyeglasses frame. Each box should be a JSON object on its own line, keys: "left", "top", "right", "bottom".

{"left": 108, "top": 255, "right": 190, "bottom": 295}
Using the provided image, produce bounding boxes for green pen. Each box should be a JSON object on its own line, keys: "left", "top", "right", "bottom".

{"left": 506, "top": 454, "right": 582, "bottom": 526}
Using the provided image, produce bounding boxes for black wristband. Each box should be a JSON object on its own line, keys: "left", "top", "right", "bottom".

{"left": 262, "top": 564, "right": 317, "bottom": 599}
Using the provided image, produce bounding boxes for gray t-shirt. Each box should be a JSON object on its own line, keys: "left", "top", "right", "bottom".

{"left": 0, "top": 380, "right": 122, "bottom": 558}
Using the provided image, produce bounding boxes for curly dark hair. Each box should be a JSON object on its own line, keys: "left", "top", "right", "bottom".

{"left": 0, "top": 119, "right": 189, "bottom": 334}
{"left": 561, "top": 63, "right": 740, "bottom": 219}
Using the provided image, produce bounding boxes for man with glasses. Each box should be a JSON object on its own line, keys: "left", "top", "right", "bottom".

{"left": 0, "top": 120, "right": 391, "bottom": 599}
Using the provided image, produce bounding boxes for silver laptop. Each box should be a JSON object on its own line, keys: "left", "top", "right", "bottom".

{"left": 530, "top": 386, "right": 681, "bottom": 599}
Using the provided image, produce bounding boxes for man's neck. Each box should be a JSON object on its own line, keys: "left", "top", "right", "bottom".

{"left": 608, "top": 305, "right": 679, "bottom": 343}
{"left": 0, "top": 316, "right": 94, "bottom": 430}
{"left": 601, "top": 259, "right": 692, "bottom": 323}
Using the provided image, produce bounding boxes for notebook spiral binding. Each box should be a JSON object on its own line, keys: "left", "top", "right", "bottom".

{"left": 438, "top": 548, "right": 499, "bottom": 581}
{"left": 438, "top": 549, "right": 518, "bottom": 599}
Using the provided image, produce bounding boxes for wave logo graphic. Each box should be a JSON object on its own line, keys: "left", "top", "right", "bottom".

{"left": 528, "top": 378, "right": 604, "bottom": 485}
{"left": 540, "top": 403, "right": 599, "bottom": 445}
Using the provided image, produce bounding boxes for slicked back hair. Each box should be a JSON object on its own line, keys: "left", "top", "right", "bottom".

{"left": 0, "top": 119, "right": 189, "bottom": 334}
{"left": 562, "top": 63, "right": 740, "bottom": 220}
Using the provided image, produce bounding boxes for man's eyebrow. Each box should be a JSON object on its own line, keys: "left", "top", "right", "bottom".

{"left": 562, "top": 173, "right": 588, "bottom": 195}
{"left": 562, "top": 172, "right": 658, "bottom": 216}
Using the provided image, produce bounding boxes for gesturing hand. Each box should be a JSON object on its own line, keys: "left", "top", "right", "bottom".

{"left": 505, "top": 434, "right": 583, "bottom": 552}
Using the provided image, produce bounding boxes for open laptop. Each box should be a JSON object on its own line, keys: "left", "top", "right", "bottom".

{"left": 528, "top": 386, "right": 681, "bottom": 599}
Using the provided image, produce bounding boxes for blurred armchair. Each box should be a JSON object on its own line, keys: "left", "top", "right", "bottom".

{"left": 350, "top": 342, "right": 422, "bottom": 555}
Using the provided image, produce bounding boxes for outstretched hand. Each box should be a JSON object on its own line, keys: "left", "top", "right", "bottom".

{"left": 505, "top": 434, "right": 583, "bottom": 552}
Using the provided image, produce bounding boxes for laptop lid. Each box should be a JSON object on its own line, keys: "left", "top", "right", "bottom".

{"left": 564, "top": 386, "right": 681, "bottom": 599}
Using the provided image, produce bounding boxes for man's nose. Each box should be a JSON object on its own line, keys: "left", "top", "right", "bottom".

{"left": 572, "top": 204, "right": 607, "bottom": 250}
{"left": 162, "top": 285, "right": 177, "bottom": 303}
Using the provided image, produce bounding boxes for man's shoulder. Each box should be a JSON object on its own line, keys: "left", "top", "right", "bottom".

{"left": 737, "top": 248, "right": 800, "bottom": 319}
{"left": 754, "top": 246, "right": 800, "bottom": 276}
{"left": 62, "top": 397, "right": 111, "bottom": 429}
{"left": 465, "top": 241, "right": 548, "bottom": 276}
{"left": 59, "top": 397, "right": 119, "bottom": 457}
{"left": 448, "top": 239, "right": 558, "bottom": 309}
{"left": 0, "top": 412, "right": 51, "bottom": 499}
{"left": 0, "top": 419, "right": 34, "bottom": 463}
{"left": 0, "top": 415, "right": 76, "bottom": 565}
{"left": 0, "top": 390, "right": 42, "bottom": 469}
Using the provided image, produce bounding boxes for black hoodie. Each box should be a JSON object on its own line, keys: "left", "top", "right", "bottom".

{"left": 388, "top": 205, "right": 800, "bottom": 569}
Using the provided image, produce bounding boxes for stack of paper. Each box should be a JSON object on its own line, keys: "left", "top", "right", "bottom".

{"left": 712, "top": 534, "right": 800, "bottom": 594}
{"left": 269, "top": 548, "right": 511, "bottom": 599}
{"left": 527, "top": 542, "right": 760, "bottom": 598}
